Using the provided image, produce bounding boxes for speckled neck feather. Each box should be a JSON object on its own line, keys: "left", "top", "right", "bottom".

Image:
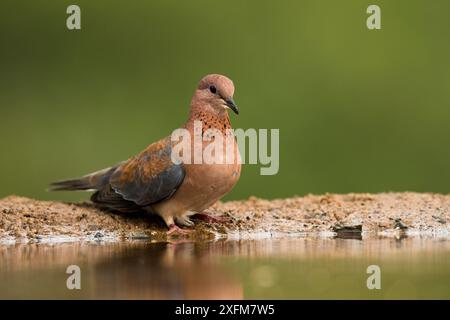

{"left": 187, "top": 106, "right": 232, "bottom": 135}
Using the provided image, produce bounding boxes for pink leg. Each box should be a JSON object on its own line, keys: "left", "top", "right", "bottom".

{"left": 191, "top": 212, "right": 231, "bottom": 223}
{"left": 167, "top": 224, "right": 194, "bottom": 236}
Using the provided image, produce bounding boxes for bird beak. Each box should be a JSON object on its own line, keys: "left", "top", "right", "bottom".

{"left": 224, "top": 98, "right": 239, "bottom": 115}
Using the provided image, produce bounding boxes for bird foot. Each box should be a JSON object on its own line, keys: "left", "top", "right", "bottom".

{"left": 191, "top": 212, "right": 231, "bottom": 223}
{"left": 167, "top": 224, "right": 194, "bottom": 237}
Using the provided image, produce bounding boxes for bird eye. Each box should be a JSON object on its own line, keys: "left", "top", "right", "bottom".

{"left": 209, "top": 85, "right": 217, "bottom": 94}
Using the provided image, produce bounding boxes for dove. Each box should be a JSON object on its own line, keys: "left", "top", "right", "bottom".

{"left": 50, "top": 74, "right": 241, "bottom": 235}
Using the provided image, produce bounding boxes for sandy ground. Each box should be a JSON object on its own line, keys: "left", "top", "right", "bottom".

{"left": 0, "top": 192, "right": 449, "bottom": 243}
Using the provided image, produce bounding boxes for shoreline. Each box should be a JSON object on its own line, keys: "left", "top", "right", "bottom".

{"left": 1, "top": 192, "right": 449, "bottom": 244}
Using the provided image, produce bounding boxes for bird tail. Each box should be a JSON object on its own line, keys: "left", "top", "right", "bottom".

{"left": 49, "top": 165, "right": 120, "bottom": 192}
{"left": 49, "top": 176, "right": 94, "bottom": 191}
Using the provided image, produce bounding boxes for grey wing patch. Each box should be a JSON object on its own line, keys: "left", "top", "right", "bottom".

{"left": 91, "top": 185, "right": 142, "bottom": 213}
{"left": 109, "top": 139, "right": 186, "bottom": 207}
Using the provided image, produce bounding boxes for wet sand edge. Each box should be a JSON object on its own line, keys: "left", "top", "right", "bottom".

{"left": 0, "top": 192, "right": 449, "bottom": 243}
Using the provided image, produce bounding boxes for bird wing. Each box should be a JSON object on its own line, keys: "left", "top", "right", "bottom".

{"left": 91, "top": 184, "right": 143, "bottom": 213}
{"left": 108, "top": 136, "right": 185, "bottom": 207}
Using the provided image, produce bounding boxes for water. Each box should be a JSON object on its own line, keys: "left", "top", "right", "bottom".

{"left": 1, "top": 237, "right": 449, "bottom": 299}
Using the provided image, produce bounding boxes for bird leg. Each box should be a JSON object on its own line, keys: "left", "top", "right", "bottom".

{"left": 191, "top": 212, "right": 231, "bottom": 223}
{"left": 167, "top": 224, "right": 193, "bottom": 236}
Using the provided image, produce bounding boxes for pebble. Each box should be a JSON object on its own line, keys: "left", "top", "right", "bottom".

{"left": 432, "top": 215, "right": 447, "bottom": 224}
{"left": 94, "top": 232, "right": 104, "bottom": 238}
{"left": 394, "top": 218, "right": 408, "bottom": 230}
{"left": 130, "top": 232, "right": 150, "bottom": 240}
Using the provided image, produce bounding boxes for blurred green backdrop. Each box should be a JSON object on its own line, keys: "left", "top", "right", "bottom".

{"left": 0, "top": 0, "right": 449, "bottom": 202}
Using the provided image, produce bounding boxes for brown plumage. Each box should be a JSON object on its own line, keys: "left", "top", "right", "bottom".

{"left": 50, "top": 74, "right": 241, "bottom": 234}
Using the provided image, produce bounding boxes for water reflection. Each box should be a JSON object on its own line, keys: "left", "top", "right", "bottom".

{"left": 0, "top": 237, "right": 449, "bottom": 299}
{"left": 91, "top": 242, "right": 243, "bottom": 299}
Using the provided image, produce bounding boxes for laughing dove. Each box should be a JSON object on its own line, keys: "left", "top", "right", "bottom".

{"left": 50, "top": 74, "right": 241, "bottom": 235}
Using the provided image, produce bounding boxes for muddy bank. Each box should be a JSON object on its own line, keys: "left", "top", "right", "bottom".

{"left": 0, "top": 193, "right": 449, "bottom": 243}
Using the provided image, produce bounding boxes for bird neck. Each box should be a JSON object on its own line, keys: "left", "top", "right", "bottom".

{"left": 187, "top": 104, "right": 232, "bottom": 134}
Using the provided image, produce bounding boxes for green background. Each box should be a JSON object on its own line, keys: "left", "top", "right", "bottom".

{"left": 1, "top": 0, "right": 449, "bottom": 202}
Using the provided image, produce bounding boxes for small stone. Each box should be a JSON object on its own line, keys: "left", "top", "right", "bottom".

{"left": 94, "top": 232, "right": 104, "bottom": 238}
{"left": 131, "top": 232, "right": 150, "bottom": 240}
{"left": 332, "top": 224, "right": 362, "bottom": 240}
{"left": 432, "top": 215, "right": 446, "bottom": 224}
{"left": 332, "top": 224, "right": 362, "bottom": 233}
{"left": 394, "top": 218, "right": 408, "bottom": 230}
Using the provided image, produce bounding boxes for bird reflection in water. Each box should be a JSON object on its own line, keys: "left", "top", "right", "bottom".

{"left": 82, "top": 241, "right": 243, "bottom": 299}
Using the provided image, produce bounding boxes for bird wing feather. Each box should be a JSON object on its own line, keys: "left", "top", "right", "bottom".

{"left": 108, "top": 136, "right": 185, "bottom": 207}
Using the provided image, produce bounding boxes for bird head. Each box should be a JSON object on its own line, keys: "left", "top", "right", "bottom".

{"left": 195, "top": 74, "right": 238, "bottom": 115}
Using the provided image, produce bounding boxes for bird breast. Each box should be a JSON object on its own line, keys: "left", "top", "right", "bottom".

{"left": 181, "top": 138, "right": 241, "bottom": 211}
